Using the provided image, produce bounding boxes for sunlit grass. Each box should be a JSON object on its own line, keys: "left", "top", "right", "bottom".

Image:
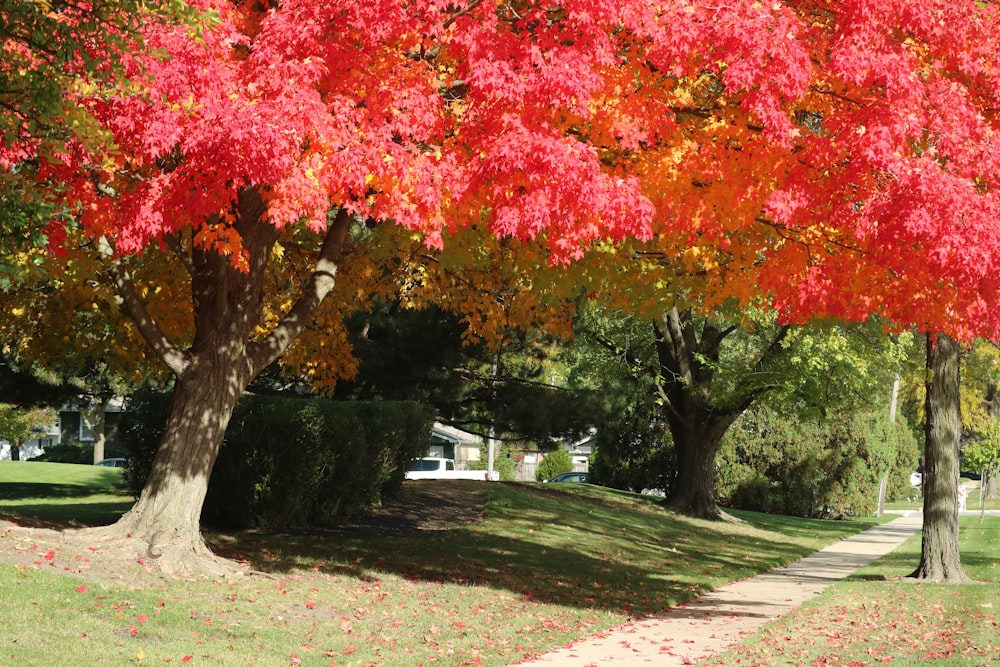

{"left": 0, "top": 461, "right": 133, "bottom": 526}
{"left": 0, "top": 467, "right": 887, "bottom": 666}
{"left": 704, "top": 515, "right": 1000, "bottom": 666}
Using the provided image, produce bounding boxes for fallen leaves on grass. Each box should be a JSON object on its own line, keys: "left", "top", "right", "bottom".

{"left": 704, "top": 585, "right": 1000, "bottom": 666}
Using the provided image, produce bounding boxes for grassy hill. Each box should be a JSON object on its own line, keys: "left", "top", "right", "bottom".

{"left": 0, "top": 463, "right": 890, "bottom": 666}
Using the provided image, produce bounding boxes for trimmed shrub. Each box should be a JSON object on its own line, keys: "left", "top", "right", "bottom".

{"left": 120, "top": 391, "right": 434, "bottom": 529}
{"left": 34, "top": 442, "right": 94, "bottom": 464}
{"left": 536, "top": 448, "right": 573, "bottom": 481}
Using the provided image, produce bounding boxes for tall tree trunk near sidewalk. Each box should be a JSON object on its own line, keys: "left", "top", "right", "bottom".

{"left": 75, "top": 191, "right": 352, "bottom": 576}
{"left": 909, "top": 333, "right": 971, "bottom": 582}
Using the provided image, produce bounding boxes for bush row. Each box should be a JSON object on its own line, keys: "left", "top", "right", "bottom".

{"left": 120, "top": 391, "right": 434, "bottom": 530}
{"left": 716, "top": 407, "right": 920, "bottom": 517}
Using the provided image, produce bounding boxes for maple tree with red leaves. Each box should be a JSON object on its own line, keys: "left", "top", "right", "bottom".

{"left": 24, "top": 0, "right": 807, "bottom": 575}
{"left": 751, "top": 0, "right": 1000, "bottom": 583}
{"left": 12, "top": 0, "right": 997, "bottom": 584}
{"left": 558, "top": 0, "right": 998, "bottom": 582}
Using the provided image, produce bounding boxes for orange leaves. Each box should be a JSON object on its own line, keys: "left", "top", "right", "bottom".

{"left": 193, "top": 219, "right": 249, "bottom": 273}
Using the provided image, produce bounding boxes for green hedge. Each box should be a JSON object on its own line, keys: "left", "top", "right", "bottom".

{"left": 120, "top": 391, "right": 433, "bottom": 530}
{"left": 716, "top": 406, "right": 920, "bottom": 518}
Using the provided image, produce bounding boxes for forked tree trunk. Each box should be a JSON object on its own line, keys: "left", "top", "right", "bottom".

{"left": 909, "top": 333, "right": 971, "bottom": 582}
{"left": 653, "top": 309, "right": 783, "bottom": 521}
{"left": 75, "top": 190, "right": 351, "bottom": 576}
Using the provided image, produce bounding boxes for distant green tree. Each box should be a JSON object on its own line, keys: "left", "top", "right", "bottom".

{"left": 0, "top": 402, "right": 56, "bottom": 461}
{"left": 565, "top": 305, "right": 911, "bottom": 517}
{"left": 717, "top": 406, "right": 919, "bottom": 517}
{"left": 536, "top": 448, "right": 573, "bottom": 482}
{"left": 964, "top": 421, "right": 1000, "bottom": 523}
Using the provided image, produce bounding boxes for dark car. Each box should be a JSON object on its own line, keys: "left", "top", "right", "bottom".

{"left": 545, "top": 472, "right": 589, "bottom": 484}
{"left": 94, "top": 457, "right": 127, "bottom": 468}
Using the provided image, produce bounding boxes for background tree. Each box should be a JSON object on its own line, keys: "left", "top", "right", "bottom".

{"left": 964, "top": 420, "right": 1000, "bottom": 525}
{"left": 718, "top": 405, "right": 919, "bottom": 517}
{"left": 571, "top": 304, "right": 910, "bottom": 518}
{"left": 535, "top": 449, "right": 573, "bottom": 482}
{"left": 0, "top": 402, "right": 56, "bottom": 461}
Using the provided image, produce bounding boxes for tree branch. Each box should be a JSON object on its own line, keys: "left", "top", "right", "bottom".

{"left": 97, "top": 236, "right": 189, "bottom": 376}
{"left": 162, "top": 231, "right": 195, "bottom": 276}
{"left": 443, "top": 0, "right": 484, "bottom": 29}
{"left": 248, "top": 208, "right": 352, "bottom": 374}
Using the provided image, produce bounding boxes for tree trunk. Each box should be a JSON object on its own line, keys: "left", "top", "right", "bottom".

{"left": 112, "top": 357, "right": 252, "bottom": 575}
{"left": 652, "top": 309, "right": 782, "bottom": 520}
{"left": 74, "top": 192, "right": 351, "bottom": 577}
{"left": 83, "top": 397, "right": 109, "bottom": 464}
{"left": 985, "top": 474, "right": 999, "bottom": 500}
{"left": 909, "top": 333, "right": 971, "bottom": 582}
{"left": 10, "top": 440, "right": 20, "bottom": 461}
{"left": 668, "top": 410, "right": 737, "bottom": 519}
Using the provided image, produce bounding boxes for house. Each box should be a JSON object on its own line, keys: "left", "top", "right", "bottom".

{"left": 57, "top": 398, "right": 125, "bottom": 451}
{"left": 0, "top": 421, "right": 59, "bottom": 461}
{"left": 427, "top": 422, "right": 483, "bottom": 467}
{"left": 509, "top": 431, "right": 594, "bottom": 481}
{"left": 0, "top": 398, "right": 125, "bottom": 461}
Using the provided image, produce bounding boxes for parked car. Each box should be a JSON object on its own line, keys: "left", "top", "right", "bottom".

{"left": 95, "top": 457, "right": 127, "bottom": 468}
{"left": 544, "top": 472, "right": 589, "bottom": 484}
{"left": 404, "top": 457, "right": 495, "bottom": 481}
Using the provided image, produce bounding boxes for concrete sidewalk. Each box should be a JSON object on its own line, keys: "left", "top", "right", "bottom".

{"left": 518, "top": 513, "right": 923, "bottom": 666}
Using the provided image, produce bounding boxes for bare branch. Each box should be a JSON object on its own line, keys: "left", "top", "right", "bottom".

{"left": 443, "top": 0, "right": 484, "bottom": 29}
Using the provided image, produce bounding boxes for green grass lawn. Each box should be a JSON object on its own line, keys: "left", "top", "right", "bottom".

{"left": 0, "top": 461, "right": 134, "bottom": 526}
{"left": 704, "top": 516, "right": 1000, "bottom": 666}
{"left": 0, "top": 463, "right": 887, "bottom": 667}
{"left": 7, "top": 464, "right": 997, "bottom": 666}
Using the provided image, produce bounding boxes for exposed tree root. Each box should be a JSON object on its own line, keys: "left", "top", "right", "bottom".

{"left": 66, "top": 523, "right": 250, "bottom": 579}
{"left": 905, "top": 568, "right": 975, "bottom": 584}
{"left": 665, "top": 498, "right": 742, "bottom": 523}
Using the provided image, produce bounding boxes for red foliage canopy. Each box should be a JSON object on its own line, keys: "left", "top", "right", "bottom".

{"left": 756, "top": 0, "right": 1000, "bottom": 342}
{"left": 38, "top": 0, "right": 1000, "bottom": 342}
{"left": 46, "top": 0, "right": 808, "bottom": 266}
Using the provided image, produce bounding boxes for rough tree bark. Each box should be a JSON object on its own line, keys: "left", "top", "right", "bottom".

{"left": 909, "top": 333, "right": 971, "bottom": 582}
{"left": 75, "top": 190, "right": 352, "bottom": 576}
{"left": 653, "top": 308, "right": 786, "bottom": 520}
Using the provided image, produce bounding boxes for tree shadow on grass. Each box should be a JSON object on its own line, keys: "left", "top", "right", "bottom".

{"left": 0, "top": 481, "right": 126, "bottom": 500}
{"left": 0, "top": 501, "right": 134, "bottom": 528}
{"left": 210, "top": 484, "right": 837, "bottom": 617}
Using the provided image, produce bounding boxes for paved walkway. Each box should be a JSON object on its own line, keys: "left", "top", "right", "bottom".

{"left": 518, "top": 512, "right": 924, "bottom": 666}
